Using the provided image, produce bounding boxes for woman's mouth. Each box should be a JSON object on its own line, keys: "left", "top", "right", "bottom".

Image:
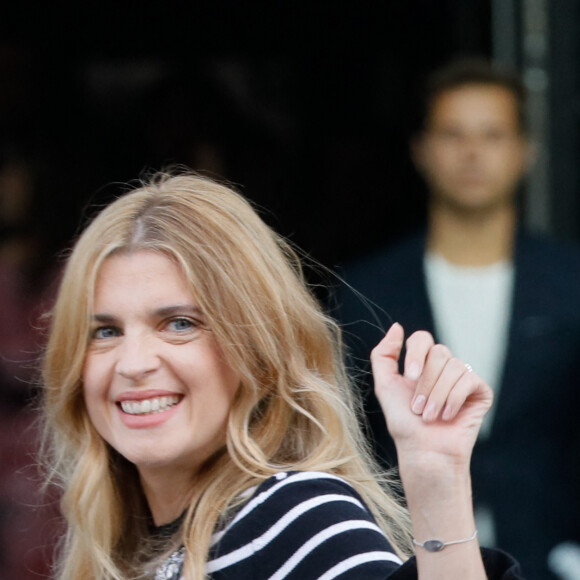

{"left": 119, "top": 395, "right": 180, "bottom": 415}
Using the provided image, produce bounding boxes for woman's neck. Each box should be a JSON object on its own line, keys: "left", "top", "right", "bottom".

{"left": 139, "top": 467, "right": 195, "bottom": 526}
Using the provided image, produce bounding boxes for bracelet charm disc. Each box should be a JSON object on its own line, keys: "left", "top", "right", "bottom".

{"left": 423, "top": 540, "right": 445, "bottom": 552}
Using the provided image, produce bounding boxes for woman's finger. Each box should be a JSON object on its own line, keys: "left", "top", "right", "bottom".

{"left": 440, "top": 370, "right": 494, "bottom": 422}
{"left": 370, "top": 322, "right": 405, "bottom": 381}
{"left": 420, "top": 356, "right": 469, "bottom": 422}
{"left": 403, "top": 330, "right": 435, "bottom": 382}
{"left": 409, "top": 341, "right": 451, "bottom": 415}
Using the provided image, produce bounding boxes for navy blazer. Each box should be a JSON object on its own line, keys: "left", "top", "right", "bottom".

{"left": 335, "top": 229, "right": 580, "bottom": 580}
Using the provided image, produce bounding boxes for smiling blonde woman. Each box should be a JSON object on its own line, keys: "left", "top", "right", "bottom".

{"left": 41, "top": 170, "right": 522, "bottom": 579}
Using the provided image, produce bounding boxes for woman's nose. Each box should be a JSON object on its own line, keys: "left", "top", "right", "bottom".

{"left": 115, "top": 333, "right": 160, "bottom": 381}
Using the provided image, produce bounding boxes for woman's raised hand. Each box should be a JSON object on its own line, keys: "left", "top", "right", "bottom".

{"left": 371, "top": 323, "right": 493, "bottom": 469}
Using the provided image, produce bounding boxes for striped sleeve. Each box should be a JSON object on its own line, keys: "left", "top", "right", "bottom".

{"left": 206, "top": 471, "right": 403, "bottom": 579}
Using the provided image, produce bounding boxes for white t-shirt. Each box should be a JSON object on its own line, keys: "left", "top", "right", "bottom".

{"left": 424, "top": 252, "right": 514, "bottom": 438}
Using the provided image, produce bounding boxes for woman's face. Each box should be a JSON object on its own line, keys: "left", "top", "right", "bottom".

{"left": 82, "top": 251, "right": 240, "bottom": 482}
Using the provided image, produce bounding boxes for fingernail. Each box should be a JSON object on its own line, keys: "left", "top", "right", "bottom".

{"left": 442, "top": 404, "right": 453, "bottom": 421}
{"left": 423, "top": 401, "right": 437, "bottom": 422}
{"left": 412, "top": 394, "right": 426, "bottom": 414}
{"left": 406, "top": 361, "right": 421, "bottom": 381}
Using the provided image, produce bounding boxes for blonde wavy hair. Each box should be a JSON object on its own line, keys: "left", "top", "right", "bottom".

{"left": 42, "top": 170, "right": 412, "bottom": 579}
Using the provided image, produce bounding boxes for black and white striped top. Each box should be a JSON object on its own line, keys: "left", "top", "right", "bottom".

{"left": 155, "top": 470, "right": 404, "bottom": 579}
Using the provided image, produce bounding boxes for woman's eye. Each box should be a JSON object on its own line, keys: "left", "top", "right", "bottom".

{"left": 92, "top": 326, "right": 120, "bottom": 340}
{"left": 167, "top": 317, "right": 196, "bottom": 332}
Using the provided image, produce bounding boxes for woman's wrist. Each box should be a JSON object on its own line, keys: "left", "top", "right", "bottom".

{"left": 398, "top": 456, "right": 476, "bottom": 543}
{"left": 397, "top": 449, "right": 472, "bottom": 485}
{"left": 400, "top": 462, "right": 473, "bottom": 515}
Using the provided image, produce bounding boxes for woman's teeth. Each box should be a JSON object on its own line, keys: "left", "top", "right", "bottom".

{"left": 120, "top": 395, "right": 180, "bottom": 415}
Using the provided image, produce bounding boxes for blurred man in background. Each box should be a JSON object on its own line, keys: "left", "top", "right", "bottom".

{"left": 337, "top": 57, "right": 580, "bottom": 580}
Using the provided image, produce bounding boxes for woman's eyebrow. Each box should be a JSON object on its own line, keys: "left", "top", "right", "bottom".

{"left": 90, "top": 306, "right": 205, "bottom": 322}
{"left": 91, "top": 313, "right": 118, "bottom": 324}
{"left": 154, "top": 305, "right": 204, "bottom": 318}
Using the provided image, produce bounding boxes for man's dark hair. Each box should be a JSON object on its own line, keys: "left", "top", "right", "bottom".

{"left": 418, "top": 56, "right": 528, "bottom": 134}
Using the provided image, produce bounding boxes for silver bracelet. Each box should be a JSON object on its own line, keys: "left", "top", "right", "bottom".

{"left": 413, "top": 529, "right": 478, "bottom": 552}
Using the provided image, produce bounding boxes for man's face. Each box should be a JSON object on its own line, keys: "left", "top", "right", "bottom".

{"left": 412, "top": 83, "right": 529, "bottom": 213}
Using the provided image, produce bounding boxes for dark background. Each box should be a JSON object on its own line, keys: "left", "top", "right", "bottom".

{"left": 0, "top": 1, "right": 494, "bottom": 272}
